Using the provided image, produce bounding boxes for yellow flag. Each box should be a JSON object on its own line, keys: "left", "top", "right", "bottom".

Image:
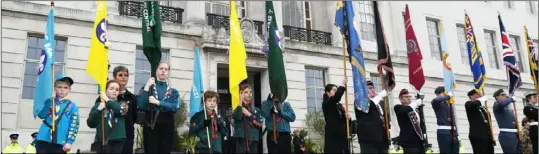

{"left": 229, "top": 1, "right": 248, "bottom": 110}
{"left": 87, "top": 1, "right": 109, "bottom": 92}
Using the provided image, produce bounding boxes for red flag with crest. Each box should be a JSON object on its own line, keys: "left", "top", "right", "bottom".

{"left": 404, "top": 5, "right": 425, "bottom": 91}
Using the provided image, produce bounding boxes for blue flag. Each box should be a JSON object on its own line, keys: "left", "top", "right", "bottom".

{"left": 335, "top": 1, "right": 369, "bottom": 113}
{"left": 465, "top": 12, "right": 487, "bottom": 93}
{"left": 439, "top": 21, "right": 457, "bottom": 105}
{"left": 33, "top": 8, "right": 55, "bottom": 118}
{"left": 189, "top": 47, "right": 203, "bottom": 119}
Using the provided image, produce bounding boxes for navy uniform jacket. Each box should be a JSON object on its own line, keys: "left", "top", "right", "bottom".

{"left": 524, "top": 104, "right": 538, "bottom": 122}
{"left": 465, "top": 100, "right": 493, "bottom": 139}
{"left": 262, "top": 100, "right": 296, "bottom": 133}
{"left": 395, "top": 99, "right": 424, "bottom": 146}
{"left": 431, "top": 96, "right": 459, "bottom": 134}
{"left": 355, "top": 99, "right": 390, "bottom": 145}
{"left": 493, "top": 98, "right": 517, "bottom": 129}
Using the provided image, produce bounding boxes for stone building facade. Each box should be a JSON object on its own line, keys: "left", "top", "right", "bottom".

{"left": 1, "top": 1, "right": 538, "bottom": 152}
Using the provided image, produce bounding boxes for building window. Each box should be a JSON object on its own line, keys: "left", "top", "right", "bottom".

{"left": 305, "top": 67, "right": 326, "bottom": 113}
{"left": 134, "top": 48, "right": 170, "bottom": 92}
{"left": 283, "top": 1, "right": 312, "bottom": 29}
{"left": 484, "top": 30, "right": 500, "bottom": 69}
{"left": 505, "top": 1, "right": 514, "bottom": 9}
{"left": 528, "top": 1, "right": 537, "bottom": 14}
{"left": 205, "top": 1, "right": 246, "bottom": 18}
{"left": 22, "top": 36, "right": 66, "bottom": 99}
{"left": 358, "top": 1, "right": 376, "bottom": 41}
{"left": 426, "top": 18, "right": 442, "bottom": 60}
{"left": 456, "top": 24, "right": 469, "bottom": 65}
{"left": 509, "top": 35, "right": 525, "bottom": 72}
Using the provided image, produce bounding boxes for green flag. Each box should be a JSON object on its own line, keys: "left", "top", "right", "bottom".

{"left": 265, "top": 1, "right": 288, "bottom": 101}
{"left": 142, "top": 1, "right": 162, "bottom": 78}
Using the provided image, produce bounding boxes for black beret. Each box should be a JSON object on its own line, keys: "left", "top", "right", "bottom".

{"left": 9, "top": 134, "right": 19, "bottom": 139}
{"left": 467, "top": 89, "right": 479, "bottom": 97}
{"left": 525, "top": 92, "right": 537, "bottom": 99}
{"left": 31, "top": 132, "right": 38, "bottom": 138}
{"left": 367, "top": 80, "right": 374, "bottom": 86}
{"left": 493, "top": 89, "right": 505, "bottom": 98}
{"left": 434, "top": 86, "right": 445, "bottom": 94}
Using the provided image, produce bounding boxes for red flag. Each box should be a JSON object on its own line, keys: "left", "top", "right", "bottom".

{"left": 404, "top": 4, "right": 425, "bottom": 91}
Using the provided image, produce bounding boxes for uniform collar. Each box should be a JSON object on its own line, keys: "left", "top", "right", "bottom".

{"left": 156, "top": 80, "right": 167, "bottom": 86}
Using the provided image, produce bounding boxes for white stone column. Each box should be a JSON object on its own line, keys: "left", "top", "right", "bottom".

{"left": 185, "top": 1, "right": 207, "bottom": 24}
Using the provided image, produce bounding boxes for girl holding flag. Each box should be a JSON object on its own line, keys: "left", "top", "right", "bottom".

{"left": 87, "top": 80, "right": 126, "bottom": 153}
{"left": 189, "top": 91, "right": 227, "bottom": 153}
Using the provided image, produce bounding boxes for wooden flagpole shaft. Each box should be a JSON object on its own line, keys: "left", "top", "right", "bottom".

{"left": 505, "top": 67, "right": 523, "bottom": 142}
{"left": 481, "top": 89, "right": 496, "bottom": 144}
{"left": 101, "top": 100, "right": 105, "bottom": 146}
{"left": 201, "top": 96, "right": 213, "bottom": 153}
{"left": 272, "top": 102, "right": 277, "bottom": 143}
{"left": 378, "top": 67, "right": 391, "bottom": 145}
{"left": 51, "top": 65, "right": 56, "bottom": 142}
{"left": 341, "top": 37, "right": 350, "bottom": 139}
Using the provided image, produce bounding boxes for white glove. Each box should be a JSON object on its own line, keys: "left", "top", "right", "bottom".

{"left": 447, "top": 92, "right": 453, "bottom": 97}
{"left": 378, "top": 90, "right": 388, "bottom": 98}
{"left": 97, "top": 103, "right": 106, "bottom": 111}
{"left": 511, "top": 95, "right": 518, "bottom": 101}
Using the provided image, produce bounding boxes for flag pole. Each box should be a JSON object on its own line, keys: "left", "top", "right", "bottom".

{"left": 201, "top": 92, "right": 213, "bottom": 153}
{"left": 50, "top": 0, "right": 57, "bottom": 144}
{"left": 378, "top": 66, "right": 391, "bottom": 145}
{"left": 341, "top": 36, "right": 351, "bottom": 149}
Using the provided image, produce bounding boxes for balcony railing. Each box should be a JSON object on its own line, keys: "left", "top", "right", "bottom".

{"left": 283, "top": 25, "right": 332, "bottom": 45}
{"left": 206, "top": 13, "right": 264, "bottom": 36}
{"left": 118, "top": 1, "right": 184, "bottom": 24}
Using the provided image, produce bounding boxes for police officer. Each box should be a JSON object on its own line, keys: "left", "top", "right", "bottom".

{"left": 355, "top": 80, "right": 390, "bottom": 153}
{"left": 431, "top": 86, "right": 460, "bottom": 153}
{"left": 394, "top": 89, "right": 425, "bottom": 153}
{"left": 3, "top": 134, "right": 23, "bottom": 153}
{"left": 25, "top": 132, "right": 38, "bottom": 153}
{"left": 465, "top": 89, "right": 494, "bottom": 153}
{"left": 263, "top": 93, "right": 296, "bottom": 153}
{"left": 524, "top": 92, "right": 538, "bottom": 154}
{"left": 492, "top": 89, "right": 521, "bottom": 153}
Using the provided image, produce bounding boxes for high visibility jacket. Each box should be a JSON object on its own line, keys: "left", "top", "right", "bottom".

{"left": 3, "top": 143, "right": 23, "bottom": 153}
{"left": 25, "top": 144, "right": 36, "bottom": 153}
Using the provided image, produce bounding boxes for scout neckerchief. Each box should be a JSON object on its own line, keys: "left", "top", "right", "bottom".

{"left": 207, "top": 111, "right": 218, "bottom": 139}
{"left": 151, "top": 80, "right": 171, "bottom": 129}
{"left": 107, "top": 99, "right": 119, "bottom": 128}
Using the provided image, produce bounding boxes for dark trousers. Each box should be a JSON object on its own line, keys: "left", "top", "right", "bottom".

{"left": 122, "top": 138, "right": 134, "bottom": 154}
{"left": 95, "top": 141, "right": 124, "bottom": 153}
{"left": 530, "top": 126, "right": 538, "bottom": 154}
{"left": 235, "top": 138, "right": 258, "bottom": 153}
{"left": 197, "top": 147, "right": 220, "bottom": 154}
{"left": 36, "top": 141, "right": 66, "bottom": 154}
{"left": 267, "top": 132, "right": 292, "bottom": 153}
{"left": 437, "top": 130, "right": 459, "bottom": 154}
{"left": 359, "top": 143, "right": 388, "bottom": 154}
{"left": 223, "top": 137, "right": 236, "bottom": 153}
{"left": 143, "top": 122, "right": 174, "bottom": 153}
{"left": 499, "top": 131, "right": 520, "bottom": 154}
{"left": 402, "top": 144, "right": 425, "bottom": 154}
{"left": 469, "top": 137, "right": 494, "bottom": 154}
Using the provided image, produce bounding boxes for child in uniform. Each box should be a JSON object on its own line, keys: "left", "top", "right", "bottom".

{"left": 234, "top": 82, "right": 264, "bottom": 153}
{"left": 189, "top": 90, "right": 227, "bottom": 153}
{"left": 87, "top": 80, "right": 127, "bottom": 153}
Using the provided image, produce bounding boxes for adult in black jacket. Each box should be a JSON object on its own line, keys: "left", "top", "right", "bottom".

{"left": 465, "top": 89, "right": 494, "bottom": 153}
{"left": 322, "top": 78, "right": 350, "bottom": 153}
{"left": 394, "top": 89, "right": 425, "bottom": 154}
{"left": 355, "top": 80, "right": 390, "bottom": 153}
{"left": 524, "top": 92, "right": 538, "bottom": 154}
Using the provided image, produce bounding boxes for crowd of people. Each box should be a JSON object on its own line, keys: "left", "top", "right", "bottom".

{"left": 2, "top": 62, "right": 537, "bottom": 154}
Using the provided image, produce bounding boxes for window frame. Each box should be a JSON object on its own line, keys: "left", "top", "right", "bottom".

{"left": 484, "top": 30, "right": 500, "bottom": 69}
{"left": 456, "top": 24, "right": 470, "bottom": 65}
{"left": 509, "top": 35, "right": 525, "bottom": 72}
{"left": 21, "top": 34, "right": 68, "bottom": 100}
{"left": 357, "top": 1, "right": 376, "bottom": 42}
{"left": 282, "top": 1, "right": 312, "bottom": 29}
{"left": 426, "top": 18, "right": 443, "bottom": 60}
{"left": 205, "top": 1, "right": 247, "bottom": 18}
{"left": 133, "top": 47, "right": 170, "bottom": 92}
{"left": 304, "top": 67, "right": 326, "bottom": 113}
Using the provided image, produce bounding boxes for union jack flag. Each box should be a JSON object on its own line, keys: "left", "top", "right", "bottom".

{"left": 498, "top": 14, "right": 522, "bottom": 96}
{"left": 525, "top": 26, "right": 539, "bottom": 92}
